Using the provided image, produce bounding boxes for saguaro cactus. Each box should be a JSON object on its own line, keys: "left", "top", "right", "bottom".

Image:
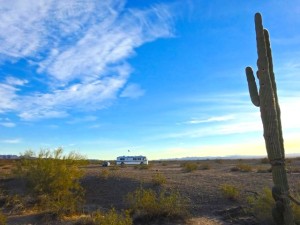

{"left": 245, "top": 13, "right": 295, "bottom": 225}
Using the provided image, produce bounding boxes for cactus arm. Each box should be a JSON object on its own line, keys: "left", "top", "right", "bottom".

{"left": 245, "top": 67, "right": 260, "bottom": 106}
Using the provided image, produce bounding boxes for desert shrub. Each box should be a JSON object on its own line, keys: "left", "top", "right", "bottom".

{"left": 214, "top": 159, "right": 223, "bottom": 164}
{"left": 292, "top": 195, "right": 300, "bottom": 225}
{"left": 181, "top": 162, "right": 198, "bottom": 172}
{"left": 162, "top": 162, "right": 167, "bottom": 166}
{"left": 199, "top": 163, "right": 211, "bottom": 170}
{"left": 151, "top": 173, "right": 167, "bottom": 186}
{"left": 220, "top": 184, "right": 240, "bottom": 201}
{"left": 0, "top": 211, "right": 6, "bottom": 225}
{"left": 15, "top": 148, "right": 86, "bottom": 217}
{"left": 231, "top": 163, "right": 252, "bottom": 172}
{"left": 247, "top": 188, "right": 274, "bottom": 223}
{"left": 260, "top": 157, "right": 269, "bottom": 164}
{"left": 126, "top": 187, "right": 188, "bottom": 221}
{"left": 92, "top": 208, "right": 132, "bottom": 225}
{"left": 247, "top": 188, "right": 300, "bottom": 224}
{"left": 256, "top": 166, "right": 270, "bottom": 173}
{"left": 287, "top": 167, "right": 300, "bottom": 174}
{"left": 134, "top": 164, "right": 151, "bottom": 170}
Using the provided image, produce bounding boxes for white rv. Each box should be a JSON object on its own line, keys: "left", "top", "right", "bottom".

{"left": 116, "top": 156, "right": 148, "bottom": 165}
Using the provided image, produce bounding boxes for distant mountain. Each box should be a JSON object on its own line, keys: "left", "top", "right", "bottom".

{"left": 0, "top": 155, "right": 19, "bottom": 159}
{"left": 159, "top": 153, "right": 300, "bottom": 161}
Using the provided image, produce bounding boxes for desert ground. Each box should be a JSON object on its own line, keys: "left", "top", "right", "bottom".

{"left": 1, "top": 158, "right": 300, "bottom": 225}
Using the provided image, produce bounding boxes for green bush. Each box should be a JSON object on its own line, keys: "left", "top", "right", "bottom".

{"left": 126, "top": 187, "right": 188, "bottom": 221}
{"left": 16, "top": 148, "right": 86, "bottom": 217}
{"left": 151, "top": 173, "right": 167, "bottom": 186}
{"left": 247, "top": 188, "right": 274, "bottom": 223}
{"left": 93, "top": 208, "right": 132, "bottom": 225}
{"left": 220, "top": 184, "right": 240, "bottom": 201}
{"left": 181, "top": 162, "right": 198, "bottom": 172}
{"left": 247, "top": 188, "right": 300, "bottom": 224}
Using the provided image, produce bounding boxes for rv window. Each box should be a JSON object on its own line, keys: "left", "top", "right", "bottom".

{"left": 120, "top": 158, "right": 125, "bottom": 160}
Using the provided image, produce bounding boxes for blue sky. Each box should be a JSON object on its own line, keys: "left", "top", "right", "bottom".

{"left": 0, "top": 0, "right": 299, "bottom": 160}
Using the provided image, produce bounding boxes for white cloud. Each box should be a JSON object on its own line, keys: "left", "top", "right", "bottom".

{"left": 5, "top": 77, "right": 28, "bottom": 86}
{"left": 18, "top": 72, "right": 128, "bottom": 120}
{"left": 120, "top": 83, "right": 145, "bottom": 99}
{"left": 186, "top": 115, "right": 235, "bottom": 124}
{"left": 0, "top": 118, "right": 16, "bottom": 127}
{"left": 0, "top": 122, "right": 16, "bottom": 127}
{"left": 0, "top": 83, "right": 19, "bottom": 113}
{"left": 88, "top": 124, "right": 102, "bottom": 129}
{"left": 67, "top": 115, "right": 98, "bottom": 124}
{"left": 0, "top": 0, "right": 175, "bottom": 120}
{"left": 1, "top": 138, "right": 21, "bottom": 144}
{"left": 160, "top": 120, "right": 262, "bottom": 140}
{"left": 153, "top": 89, "right": 300, "bottom": 141}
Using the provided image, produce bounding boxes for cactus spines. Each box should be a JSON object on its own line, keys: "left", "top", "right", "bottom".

{"left": 245, "top": 13, "right": 295, "bottom": 224}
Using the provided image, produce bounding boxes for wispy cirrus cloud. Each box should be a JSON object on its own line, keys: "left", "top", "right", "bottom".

{"left": 67, "top": 115, "right": 98, "bottom": 124}
{"left": 0, "top": 83, "right": 19, "bottom": 113}
{"left": 0, "top": 138, "right": 21, "bottom": 144}
{"left": 0, "top": 122, "right": 16, "bottom": 127}
{"left": 120, "top": 83, "right": 145, "bottom": 99}
{"left": 0, "top": 117, "right": 16, "bottom": 127}
{"left": 186, "top": 115, "right": 235, "bottom": 124}
{"left": 161, "top": 120, "right": 262, "bottom": 140}
{"left": 0, "top": 0, "right": 175, "bottom": 120}
{"left": 155, "top": 89, "right": 300, "bottom": 141}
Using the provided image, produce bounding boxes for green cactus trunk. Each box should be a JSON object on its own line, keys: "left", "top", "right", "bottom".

{"left": 245, "top": 13, "right": 294, "bottom": 225}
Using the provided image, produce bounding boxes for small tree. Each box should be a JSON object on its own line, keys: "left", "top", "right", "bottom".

{"left": 16, "top": 148, "right": 86, "bottom": 217}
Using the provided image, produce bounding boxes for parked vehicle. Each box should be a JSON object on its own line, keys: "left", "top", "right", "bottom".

{"left": 116, "top": 155, "right": 148, "bottom": 165}
{"left": 102, "top": 161, "right": 110, "bottom": 167}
